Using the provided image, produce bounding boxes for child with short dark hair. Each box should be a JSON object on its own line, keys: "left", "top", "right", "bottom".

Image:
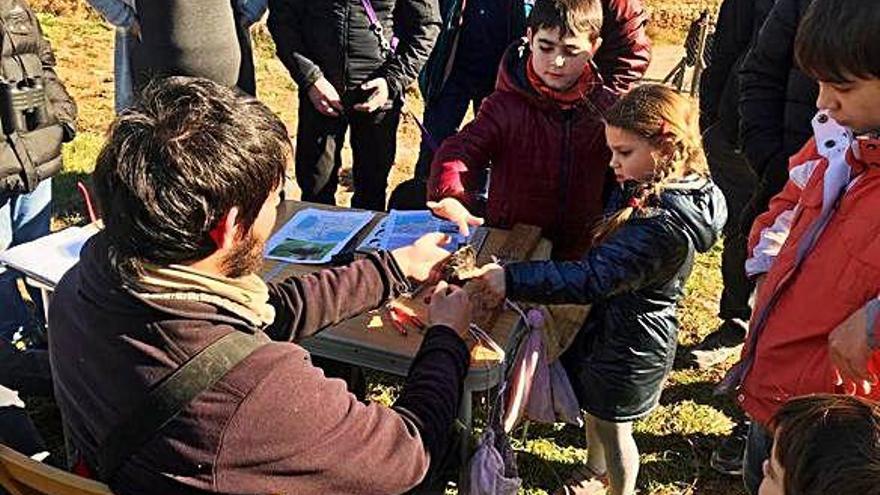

{"left": 720, "top": 0, "right": 880, "bottom": 493}
{"left": 760, "top": 394, "right": 880, "bottom": 495}
{"left": 476, "top": 84, "right": 725, "bottom": 495}
{"left": 428, "top": 0, "right": 617, "bottom": 260}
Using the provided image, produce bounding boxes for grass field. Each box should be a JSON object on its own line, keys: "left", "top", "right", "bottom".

{"left": 35, "top": 11, "right": 745, "bottom": 495}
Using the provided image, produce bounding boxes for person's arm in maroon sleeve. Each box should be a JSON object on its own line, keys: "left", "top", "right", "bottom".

{"left": 593, "top": 0, "right": 651, "bottom": 94}
{"left": 428, "top": 93, "right": 506, "bottom": 211}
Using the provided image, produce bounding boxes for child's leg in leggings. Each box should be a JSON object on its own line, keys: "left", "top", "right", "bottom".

{"left": 589, "top": 414, "right": 640, "bottom": 495}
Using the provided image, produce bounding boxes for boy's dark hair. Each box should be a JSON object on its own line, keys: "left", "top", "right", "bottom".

{"left": 527, "top": 0, "right": 603, "bottom": 41}
{"left": 771, "top": 394, "right": 880, "bottom": 495}
{"left": 93, "top": 77, "right": 290, "bottom": 281}
{"left": 795, "top": 0, "right": 880, "bottom": 82}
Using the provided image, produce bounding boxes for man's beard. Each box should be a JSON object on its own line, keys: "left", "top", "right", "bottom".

{"left": 221, "top": 231, "right": 265, "bottom": 279}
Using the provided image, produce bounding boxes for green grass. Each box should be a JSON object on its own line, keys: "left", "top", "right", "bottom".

{"left": 30, "top": 12, "right": 744, "bottom": 495}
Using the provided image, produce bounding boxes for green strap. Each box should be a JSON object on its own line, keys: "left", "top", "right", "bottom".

{"left": 96, "top": 330, "right": 267, "bottom": 481}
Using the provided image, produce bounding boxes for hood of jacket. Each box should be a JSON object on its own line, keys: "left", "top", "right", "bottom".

{"left": 495, "top": 39, "right": 607, "bottom": 113}
{"left": 658, "top": 177, "right": 727, "bottom": 253}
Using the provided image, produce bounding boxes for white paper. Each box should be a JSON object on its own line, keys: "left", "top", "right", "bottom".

{"left": 265, "top": 208, "right": 374, "bottom": 264}
{"left": 359, "top": 210, "right": 468, "bottom": 252}
{"left": 0, "top": 224, "right": 99, "bottom": 286}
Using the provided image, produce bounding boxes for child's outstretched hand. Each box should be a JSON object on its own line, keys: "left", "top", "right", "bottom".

{"left": 427, "top": 198, "right": 484, "bottom": 236}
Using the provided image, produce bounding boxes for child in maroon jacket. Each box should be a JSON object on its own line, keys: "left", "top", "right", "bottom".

{"left": 428, "top": 0, "right": 617, "bottom": 260}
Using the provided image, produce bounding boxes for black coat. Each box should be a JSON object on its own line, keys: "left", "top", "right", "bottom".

{"left": 267, "top": 0, "right": 441, "bottom": 103}
{"left": 131, "top": 0, "right": 258, "bottom": 95}
{"left": 505, "top": 178, "right": 726, "bottom": 421}
{"left": 0, "top": 0, "right": 76, "bottom": 198}
{"left": 698, "top": 0, "right": 774, "bottom": 140}
{"left": 738, "top": 0, "right": 817, "bottom": 196}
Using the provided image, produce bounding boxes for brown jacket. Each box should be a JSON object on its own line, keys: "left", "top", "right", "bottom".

{"left": 49, "top": 233, "right": 469, "bottom": 494}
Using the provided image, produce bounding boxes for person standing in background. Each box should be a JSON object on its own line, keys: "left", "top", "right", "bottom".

{"left": 267, "top": 0, "right": 440, "bottom": 211}
{"left": 96, "top": 0, "right": 267, "bottom": 100}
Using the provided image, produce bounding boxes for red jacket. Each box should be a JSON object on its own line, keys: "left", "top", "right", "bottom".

{"left": 428, "top": 41, "right": 617, "bottom": 260}
{"left": 736, "top": 113, "right": 880, "bottom": 426}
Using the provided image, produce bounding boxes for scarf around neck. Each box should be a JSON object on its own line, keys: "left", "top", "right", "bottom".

{"left": 135, "top": 263, "right": 276, "bottom": 328}
{"left": 526, "top": 55, "right": 601, "bottom": 109}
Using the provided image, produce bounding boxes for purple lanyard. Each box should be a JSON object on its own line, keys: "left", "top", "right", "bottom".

{"left": 358, "top": 0, "right": 438, "bottom": 151}
{"left": 359, "top": 0, "right": 399, "bottom": 56}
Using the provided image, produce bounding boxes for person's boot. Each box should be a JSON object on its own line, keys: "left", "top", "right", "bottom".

{"left": 690, "top": 319, "right": 747, "bottom": 369}
{"left": 710, "top": 420, "right": 750, "bottom": 476}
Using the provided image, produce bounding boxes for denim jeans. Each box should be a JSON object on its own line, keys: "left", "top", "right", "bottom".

{"left": 0, "top": 179, "right": 52, "bottom": 341}
{"left": 743, "top": 422, "right": 773, "bottom": 495}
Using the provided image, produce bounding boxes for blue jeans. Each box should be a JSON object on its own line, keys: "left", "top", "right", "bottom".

{"left": 743, "top": 422, "right": 772, "bottom": 495}
{"left": 0, "top": 179, "right": 52, "bottom": 341}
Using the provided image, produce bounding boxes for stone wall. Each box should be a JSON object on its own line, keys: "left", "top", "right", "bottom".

{"left": 644, "top": 0, "right": 723, "bottom": 36}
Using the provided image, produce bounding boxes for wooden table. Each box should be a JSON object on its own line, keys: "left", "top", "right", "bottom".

{"left": 261, "top": 201, "right": 551, "bottom": 433}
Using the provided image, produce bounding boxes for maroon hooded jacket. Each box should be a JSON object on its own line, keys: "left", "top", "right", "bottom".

{"left": 428, "top": 41, "right": 618, "bottom": 260}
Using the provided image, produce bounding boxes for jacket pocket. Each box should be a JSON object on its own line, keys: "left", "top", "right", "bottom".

{"left": 1, "top": 124, "right": 64, "bottom": 194}
{"left": 836, "top": 214, "right": 880, "bottom": 299}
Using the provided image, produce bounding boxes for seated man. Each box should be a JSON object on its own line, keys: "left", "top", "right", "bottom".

{"left": 49, "top": 77, "right": 472, "bottom": 494}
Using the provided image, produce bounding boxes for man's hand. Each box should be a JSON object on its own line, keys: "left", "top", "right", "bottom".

{"left": 391, "top": 233, "right": 451, "bottom": 283}
{"left": 307, "top": 77, "right": 343, "bottom": 117}
{"left": 353, "top": 78, "right": 390, "bottom": 113}
{"left": 472, "top": 263, "right": 506, "bottom": 301}
{"left": 829, "top": 306, "right": 878, "bottom": 395}
{"left": 427, "top": 198, "right": 484, "bottom": 236}
{"left": 428, "top": 281, "right": 472, "bottom": 339}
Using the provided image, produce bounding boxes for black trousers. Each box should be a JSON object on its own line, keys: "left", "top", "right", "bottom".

{"left": 704, "top": 125, "right": 758, "bottom": 322}
{"left": 295, "top": 94, "right": 401, "bottom": 211}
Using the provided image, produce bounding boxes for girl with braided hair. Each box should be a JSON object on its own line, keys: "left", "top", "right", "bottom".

{"left": 476, "top": 84, "right": 727, "bottom": 495}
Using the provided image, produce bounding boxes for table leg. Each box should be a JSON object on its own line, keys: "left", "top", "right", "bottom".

{"left": 457, "top": 383, "right": 474, "bottom": 489}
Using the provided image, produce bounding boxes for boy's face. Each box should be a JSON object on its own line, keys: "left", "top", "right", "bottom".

{"left": 527, "top": 26, "right": 601, "bottom": 91}
{"left": 816, "top": 77, "right": 880, "bottom": 132}
{"left": 758, "top": 438, "right": 785, "bottom": 495}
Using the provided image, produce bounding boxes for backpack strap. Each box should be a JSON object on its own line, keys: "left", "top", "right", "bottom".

{"left": 96, "top": 330, "right": 268, "bottom": 481}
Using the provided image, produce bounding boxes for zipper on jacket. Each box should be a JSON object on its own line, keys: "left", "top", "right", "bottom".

{"left": 556, "top": 110, "right": 575, "bottom": 234}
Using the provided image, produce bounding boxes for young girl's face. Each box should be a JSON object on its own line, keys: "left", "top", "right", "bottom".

{"left": 605, "top": 125, "right": 660, "bottom": 184}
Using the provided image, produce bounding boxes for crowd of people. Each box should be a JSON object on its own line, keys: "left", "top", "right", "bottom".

{"left": 0, "top": 0, "right": 878, "bottom": 494}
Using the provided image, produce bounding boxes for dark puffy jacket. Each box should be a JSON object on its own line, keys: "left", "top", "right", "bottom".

{"left": 267, "top": 0, "right": 441, "bottom": 102}
{"left": 131, "top": 0, "right": 258, "bottom": 95}
{"left": 420, "top": 0, "right": 651, "bottom": 103}
{"left": 0, "top": 0, "right": 76, "bottom": 198}
{"left": 738, "top": 0, "right": 817, "bottom": 196}
{"left": 698, "top": 0, "right": 774, "bottom": 139}
{"left": 505, "top": 178, "right": 726, "bottom": 421}
{"left": 429, "top": 41, "right": 617, "bottom": 260}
